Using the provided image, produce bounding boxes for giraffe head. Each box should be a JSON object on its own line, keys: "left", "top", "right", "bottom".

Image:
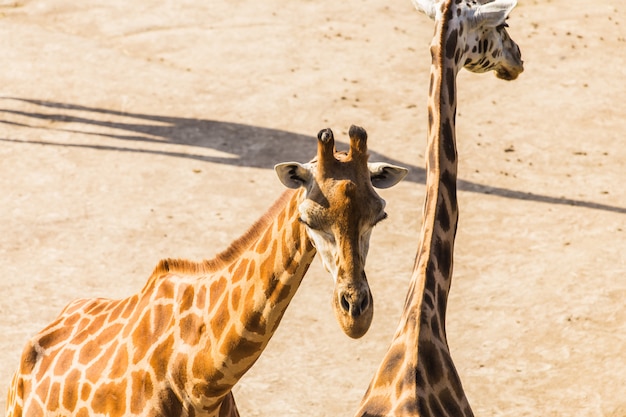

{"left": 275, "top": 126, "right": 408, "bottom": 338}
{"left": 413, "top": 0, "right": 524, "bottom": 80}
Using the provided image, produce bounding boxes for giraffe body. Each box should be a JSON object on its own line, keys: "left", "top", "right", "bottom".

{"left": 6, "top": 126, "right": 408, "bottom": 417}
{"left": 354, "top": 1, "right": 523, "bottom": 416}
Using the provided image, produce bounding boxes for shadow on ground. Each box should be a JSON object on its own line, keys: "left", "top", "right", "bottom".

{"left": 1, "top": 97, "right": 624, "bottom": 214}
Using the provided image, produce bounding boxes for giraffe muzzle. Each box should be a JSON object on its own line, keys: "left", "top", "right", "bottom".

{"left": 334, "top": 285, "right": 374, "bottom": 339}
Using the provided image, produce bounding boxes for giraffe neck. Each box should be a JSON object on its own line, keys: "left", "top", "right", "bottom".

{"left": 355, "top": 2, "right": 473, "bottom": 416}
{"left": 408, "top": 0, "right": 462, "bottom": 338}
{"left": 166, "top": 188, "right": 316, "bottom": 411}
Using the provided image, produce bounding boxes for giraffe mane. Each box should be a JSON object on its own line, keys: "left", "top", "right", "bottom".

{"left": 147, "top": 189, "right": 298, "bottom": 281}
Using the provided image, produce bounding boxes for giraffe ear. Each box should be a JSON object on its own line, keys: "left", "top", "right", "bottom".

{"left": 472, "top": 0, "right": 517, "bottom": 28}
{"left": 274, "top": 162, "right": 313, "bottom": 189}
{"left": 411, "top": 0, "right": 438, "bottom": 20}
{"left": 368, "top": 163, "right": 409, "bottom": 189}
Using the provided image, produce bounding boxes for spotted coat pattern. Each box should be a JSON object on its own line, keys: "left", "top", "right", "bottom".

{"left": 354, "top": 1, "right": 523, "bottom": 416}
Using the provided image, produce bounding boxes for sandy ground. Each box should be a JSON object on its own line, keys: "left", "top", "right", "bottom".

{"left": 1, "top": 0, "right": 625, "bottom": 416}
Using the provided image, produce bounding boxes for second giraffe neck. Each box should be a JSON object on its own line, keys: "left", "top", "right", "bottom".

{"left": 405, "top": 7, "right": 462, "bottom": 332}
{"left": 353, "top": 6, "right": 471, "bottom": 416}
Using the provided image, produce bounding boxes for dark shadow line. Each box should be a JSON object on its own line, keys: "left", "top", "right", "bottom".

{"left": 0, "top": 138, "right": 239, "bottom": 166}
{"left": 457, "top": 179, "right": 626, "bottom": 214}
{"left": 1, "top": 97, "right": 624, "bottom": 215}
{"left": 2, "top": 137, "right": 624, "bottom": 215}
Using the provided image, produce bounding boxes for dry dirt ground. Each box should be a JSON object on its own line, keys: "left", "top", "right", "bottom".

{"left": 1, "top": 0, "right": 625, "bottom": 416}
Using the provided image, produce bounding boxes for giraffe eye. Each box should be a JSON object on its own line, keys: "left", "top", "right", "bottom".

{"left": 298, "top": 217, "right": 314, "bottom": 229}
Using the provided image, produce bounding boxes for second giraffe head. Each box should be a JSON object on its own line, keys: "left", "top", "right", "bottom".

{"left": 275, "top": 126, "right": 408, "bottom": 338}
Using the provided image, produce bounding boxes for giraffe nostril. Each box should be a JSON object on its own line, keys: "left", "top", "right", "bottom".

{"left": 360, "top": 294, "right": 370, "bottom": 313}
{"left": 340, "top": 294, "right": 351, "bottom": 313}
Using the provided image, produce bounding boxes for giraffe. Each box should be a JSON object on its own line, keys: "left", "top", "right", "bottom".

{"left": 354, "top": 1, "right": 523, "bottom": 416}
{"left": 6, "top": 125, "right": 408, "bottom": 417}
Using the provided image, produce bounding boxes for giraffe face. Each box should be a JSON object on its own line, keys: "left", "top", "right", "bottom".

{"left": 463, "top": 0, "right": 524, "bottom": 80}
{"left": 275, "top": 126, "right": 408, "bottom": 338}
{"left": 462, "top": 21, "right": 523, "bottom": 80}
{"left": 414, "top": 0, "right": 524, "bottom": 80}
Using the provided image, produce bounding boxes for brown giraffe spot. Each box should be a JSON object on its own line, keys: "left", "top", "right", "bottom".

{"left": 255, "top": 226, "right": 273, "bottom": 254}
{"left": 63, "top": 312, "right": 80, "bottom": 327}
{"left": 244, "top": 284, "right": 256, "bottom": 310}
{"left": 231, "top": 260, "right": 247, "bottom": 284}
{"left": 154, "top": 303, "right": 174, "bottom": 335}
{"left": 211, "top": 298, "right": 231, "bottom": 340}
{"left": 441, "top": 119, "right": 456, "bottom": 163}
{"left": 428, "top": 106, "right": 434, "bottom": 131}
{"left": 132, "top": 311, "right": 153, "bottom": 363}
{"left": 37, "top": 326, "right": 72, "bottom": 350}
{"left": 209, "top": 276, "right": 227, "bottom": 306}
{"left": 191, "top": 354, "right": 220, "bottom": 381}
{"left": 62, "top": 368, "right": 81, "bottom": 410}
{"left": 78, "top": 339, "right": 102, "bottom": 365}
{"left": 270, "top": 282, "right": 292, "bottom": 307}
{"left": 92, "top": 380, "right": 127, "bottom": 417}
{"left": 231, "top": 286, "right": 241, "bottom": 311}
{"left": 159, "top": 386, "right": 184, "bottom": 417}
{"left": 20, "top": 342, "right": 39, "bottom": 374}
{"left": 281, "top": 239, "right": 298, "bottom": 274}
{"left": 192, "top": 381, "right": 231, "bottom": 402}
{"left": 446, "top": 67, "right": 455, "bottom": 105}
{"left": 433, "top": 235, "right": 452, "bottom": 280}
{"left": 180, "top": 313, "right": 205, "bottom": 345}
{"left": 150, "top": 334, "right": 175, "bottom": 381}
{"left": 179, "top": 285, "right": 195, "bottom": 312}
{"left": 156, "top": 279, "right": 175, "bottom": 299}
{"left": 80, "top": 383, "right": 91, "bottom": 401}
{"left": 27, "top": 401, "right": 43, "bottom": 417}
{"left": 130, "top": 370, "right": 153, "bottom": 414}
{"left": 172, "top": 353, "right": 188, "bottom": 391}
{"left": 223, "top": 326, "right": 264, "bottom": 365}
{"left": 76, "top": 407, "right": 90, "bottom": 417}
{"left": 196, "top": 285, "right": 207, "bottom": 310}
{"left": 46, "top": 381, "right": 61, "bottom": 411}
{"left": 259, "top": 240, "right": 278, "bottom": 280}
{"left": 53, "top": 348, "right": 75, "bottom": 376}
{"left": 242, "top": 310, "right": 267, "bottom": 334}
{"left": 421, "top": 340, "right": 444, "bottom": 386}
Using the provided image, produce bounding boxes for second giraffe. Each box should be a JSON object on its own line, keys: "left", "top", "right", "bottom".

{"left": 355, "top": 0, "right": 523, "bottom": 416}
